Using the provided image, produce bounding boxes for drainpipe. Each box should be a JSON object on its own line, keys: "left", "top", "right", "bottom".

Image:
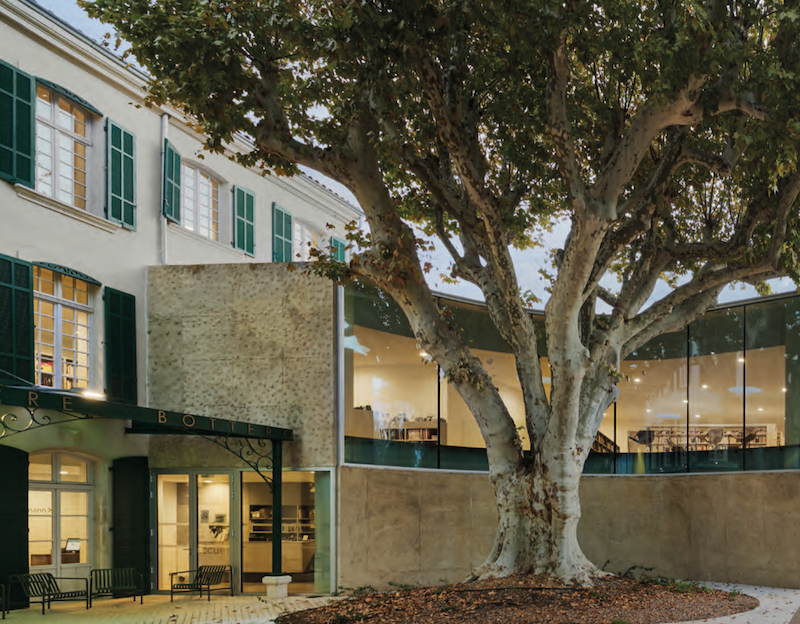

{"left": 160, "top": 113, "right": 169, "bottom": 265}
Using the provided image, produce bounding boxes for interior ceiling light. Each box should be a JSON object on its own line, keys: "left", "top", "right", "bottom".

{"left": 738, "top": 357, "right": 746, "bottom": 363}
{"left": 758, "top": 408, "right": 764, "bottom": 412}
{"left": 634, "top": 378, "right": 641, "bottom": 383}
{"left": 728, "top": 386, "right": 762, "bottom": 395}
{"left": 702, "top": 384, "right": 709, "bottom": 389}
{"left": 783, "top": 388, "right": 787, "bottom": 392}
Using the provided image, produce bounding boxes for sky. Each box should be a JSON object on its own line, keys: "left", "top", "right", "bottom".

{"left": 31, "top": 0, "right": 797, "bottom": 308}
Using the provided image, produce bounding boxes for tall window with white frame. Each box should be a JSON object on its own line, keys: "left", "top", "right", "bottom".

{"left": 35, "top": 86, "right": 90, "bottom": 210}
{"left": 182, "top": 163, "right": 220, "bottom": 241}
{"left": 34, "top": 267, "right": 91, "bottom": 389}
{"left": 294, "top": 220, "right": 323, "bottom": 261}
{"left": 29, "top": 452, "right": 92, "bottom": 575}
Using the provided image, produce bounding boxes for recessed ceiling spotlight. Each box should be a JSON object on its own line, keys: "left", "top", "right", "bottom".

{"left": 695, "top": 414, "right": 701, "bottom": 418}
{"left": 783, "top": 388, "right": 787, "bottom": 392}
{"left": 645, "top": 409, "right": 651, "bottom": 413}
{"left": 738, "top": 357, "right": 745, "bottom": 363}
{"left": 682, "top": 399, "right": 689, "bottom": 404}
{"left": 634, "top": 378, "right": 641, "bottom": 383}
{"left": 702, "top": 384, "right": 709, "bottom": 389}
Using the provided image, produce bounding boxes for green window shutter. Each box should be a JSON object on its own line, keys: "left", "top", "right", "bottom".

{"left": 272, "top": 203, "right": 292, "bottom": 262}
{"left": 112, "top": 456, "right": 150, "bottom": 590}
{"left": 0, "top": 59, "right": 34, "bottom": 188}
{"left": 0, "top": 445, "right": 30, "bottom": 610}
{"left": 0, "top": 253, "right": 33, "bottom": 385}
{"left": 233, "top": 186, "right": 255, "bottom": 256}
{"left": 331, "top": 237, "right": 346, "bottom": 262}
{"left": 105, "top": 287, "right": 137, "bottom": 404}
{"left": 106, "top": 120, "right": 137, "bottom": 229}
{"left": 162, "top": 139, "right": 181, "bottom": 223}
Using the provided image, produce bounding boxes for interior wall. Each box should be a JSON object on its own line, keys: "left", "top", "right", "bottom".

{"left": 338, "top": 465, "right": 800, "bottom": 590}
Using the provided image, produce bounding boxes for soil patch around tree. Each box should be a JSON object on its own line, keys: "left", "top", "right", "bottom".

{"left": 277, "top": 574, "right": 758, "bottom": 624}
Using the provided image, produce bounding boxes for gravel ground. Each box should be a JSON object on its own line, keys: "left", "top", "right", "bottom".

{"left": 277, "top": 574, "right": 759, "bottom": 624}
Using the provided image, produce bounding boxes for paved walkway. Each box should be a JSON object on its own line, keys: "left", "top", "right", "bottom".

{"left": 4, "top": 594, "right": 339, "bottom": 623}
{"left": 690, "top": 584, "right": 800, "bottom": 624}
{"left": 4, "top": 584, "right": 800, "bottom": 623}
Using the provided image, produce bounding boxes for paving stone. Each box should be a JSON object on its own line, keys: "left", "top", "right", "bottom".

{"left": 5, "top": 594, "right": 339, "bottom": 624}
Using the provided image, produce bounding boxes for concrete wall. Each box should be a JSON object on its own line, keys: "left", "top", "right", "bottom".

{"left": 147, "top": 263, "right": 338, "bottom": 469}
{"left": 338, "top": 465, "right": 800, "bottom": 590}
{"left": 579, "top": 472, "right": 800, "bottom": 588}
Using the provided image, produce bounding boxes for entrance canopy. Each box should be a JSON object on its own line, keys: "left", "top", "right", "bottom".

{"left": 0, "top": 384, "right": 292, "bottom": 574}
{"left": 0, "top": 385, "right": 293, "bottom": 441}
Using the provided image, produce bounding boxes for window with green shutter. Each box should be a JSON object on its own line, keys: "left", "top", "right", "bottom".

{"left": 105, "top": 287, "right": 137, "bottom": 404}
{"left": 0, "top": 253, "right": 34, "bottom": 385}
{"left": 106, "top": 120, "right": 136, "bottom": 229}
{"left": 331, "top": 237, "right": 346, "bottom": 262}
{"left": 162, "top": 140, "right": 181, "bottom": 223}
{"left": 272, "top": 203, "right": 292, "bottom": 262}
{"left": 0, "top": 59, "right": 35, "bottom": 188}
{"left": 233, "top": 186, "right": 255, "bottom": 256}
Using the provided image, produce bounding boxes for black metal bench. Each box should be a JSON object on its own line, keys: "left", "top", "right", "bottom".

{"left": 170, "top": 565, "right": 233, "bottom": 601}
{"left": 10, "top": 573, "right": 89, "bottom": 614}
{"left": 90, "top": 568, "right": 143, "bottom": 604}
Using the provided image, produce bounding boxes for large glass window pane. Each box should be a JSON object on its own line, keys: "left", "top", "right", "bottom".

{"left": 616, "top": 329, "right": 688, "bottom": 474}
{"left": 745, "top": 298, "right": 796, "bottom": 470}
{"left": 29, "top": 454, "right": 53, "bottom": 481}
{"left": 29, "top": 490, "right": 54, "bottom": 567}
{"left": 197, "top": 474, "right": 231, "bottom": 589}
{"left": 585, "top": 407, "right": 616, "bottom": 474}
{"left": 60, "top": 488, "right": 88, "bottom": 567}
{"left": 438, "top": 300, "right": 534, "bottom": 470}
{"left": 688, "top": 307, "right": 744, "bottom": 472}
{"left": 157, "top": 474, "right": 190, "bottom": 590}
{"left": 344, "top": 284, "right": 437, "bottom": 468}
{"left": 59, "top": 456, "right": 88, "bottom": 483}
{"left": 241, "top": 471, "right": 328, "bottom": 595}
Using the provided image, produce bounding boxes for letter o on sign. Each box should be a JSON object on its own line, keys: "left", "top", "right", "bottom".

{"left": 182, "top": 415, "right": 196, "bottom": 427}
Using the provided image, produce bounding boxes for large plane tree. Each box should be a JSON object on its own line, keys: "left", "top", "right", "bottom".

{"left": 81, "top": 0, "right": 800, "bottom": 583}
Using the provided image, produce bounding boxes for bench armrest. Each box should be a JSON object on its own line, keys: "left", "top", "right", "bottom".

{"left": 170, "top": 570, "right": 196, "bottom": 579}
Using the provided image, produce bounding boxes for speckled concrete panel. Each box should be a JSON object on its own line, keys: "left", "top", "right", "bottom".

{"left": 149, "top": 435, "right": 247, "bottom": 469}
{"left": 147, "top": 263, "right": 336, "bottom": 468}
{"left": 337, "top": 467, "right": 369, "bottom": 587}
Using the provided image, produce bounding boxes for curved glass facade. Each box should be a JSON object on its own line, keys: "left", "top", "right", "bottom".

{"left": 344, "top": 284, "right": 800, "bottom": 474}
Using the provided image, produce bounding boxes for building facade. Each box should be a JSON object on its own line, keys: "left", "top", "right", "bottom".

{"left": 0, "top": 0, "right": 358, "bottom": 605}
{"left": 2, "top": 0, "right": 800, "bottom": 607}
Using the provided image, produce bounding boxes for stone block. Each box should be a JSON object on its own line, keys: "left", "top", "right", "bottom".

{"left": 263, "top": 575, "right": 292, "bottom": 599}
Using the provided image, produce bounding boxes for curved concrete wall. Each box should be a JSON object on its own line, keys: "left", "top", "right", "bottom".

{"left": 338, "top": 465, "right": 800, "bottom": 590}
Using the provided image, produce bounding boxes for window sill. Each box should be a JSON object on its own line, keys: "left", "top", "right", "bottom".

{"left": 168, "top": 222, "right": 250, "bottom": 259}
{"left": 15, "top": 185, "right": 121, "bottom": 234}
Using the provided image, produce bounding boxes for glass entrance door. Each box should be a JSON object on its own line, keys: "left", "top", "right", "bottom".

{"left": 156, "top": 473, "right": 232, "bottom": 591}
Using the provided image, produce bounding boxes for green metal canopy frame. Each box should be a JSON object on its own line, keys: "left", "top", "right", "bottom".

{"left": 0, "top": 384, "right": 291, "bottom": 575}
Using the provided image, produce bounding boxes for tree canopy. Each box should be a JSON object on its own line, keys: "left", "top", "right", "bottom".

{"left": 79, "top": 0, "right": 800, "bottom": 582}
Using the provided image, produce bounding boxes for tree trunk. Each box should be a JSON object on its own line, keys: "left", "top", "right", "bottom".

{"left": 470, "top": 446, "right": 599, "bottom": 585}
